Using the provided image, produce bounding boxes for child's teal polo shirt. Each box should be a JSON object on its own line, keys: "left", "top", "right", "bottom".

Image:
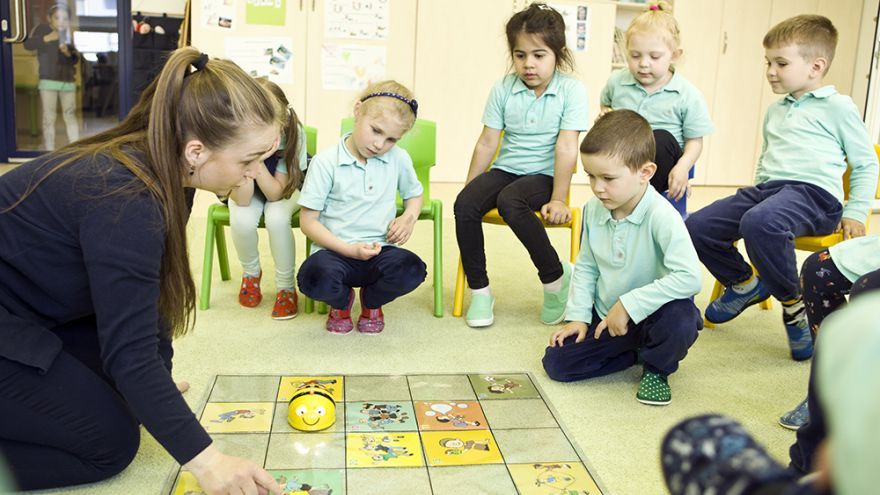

{"left": 756, "top": 85, "right": 879, "bottom": 224}
{"left": 565, "top": 187, "right": 702, "bottom": 324}
{"left": 482, "top": 72, "right": 589, "bottom": 177}
{"left": 599, "top": 68, "right": 713, "bottom": 149}
{"left": 298, "top": 134, "right": 423, "bottom": 253}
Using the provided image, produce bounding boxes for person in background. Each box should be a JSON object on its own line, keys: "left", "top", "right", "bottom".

{"left": 24, "top": 2, "right": 80, "bottom": 150}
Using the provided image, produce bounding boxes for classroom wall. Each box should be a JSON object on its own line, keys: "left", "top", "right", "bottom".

{"left": 132, "top": 0, "right": 187, "bottom": 16}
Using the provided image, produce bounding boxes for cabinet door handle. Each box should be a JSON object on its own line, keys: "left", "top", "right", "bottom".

{"left": 300, "top": 0, "right": 303, "bottom": 11}
{"left": 722, "top": 32, "right": 728, "bottom": 55}
{"left": 312, "top": 0, "right": 316, "bottom": 12}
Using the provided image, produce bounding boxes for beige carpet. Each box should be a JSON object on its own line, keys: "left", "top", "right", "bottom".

{"left": 21, "top": 184, "right": 878, "bottom": 495}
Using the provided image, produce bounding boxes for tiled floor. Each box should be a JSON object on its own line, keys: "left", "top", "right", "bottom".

{"left": 167, "top": 373, "right": 604, "bottom": 494}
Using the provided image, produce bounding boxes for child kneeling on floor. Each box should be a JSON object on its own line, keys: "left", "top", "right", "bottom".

{"left": 542, "top": 109, "right": 702, "bottom": 405}
{"left": 297, "top": 80, "right": 427, "bottom": 335}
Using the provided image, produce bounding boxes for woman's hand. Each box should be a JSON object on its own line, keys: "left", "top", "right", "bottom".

{"left": 185, "top": 445, "right": 282, "bottom": 495}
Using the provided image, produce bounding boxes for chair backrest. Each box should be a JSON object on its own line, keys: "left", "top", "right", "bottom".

{"left": 842, "top": 143, "right": 880, "bottom": 201}
{"left": 304, "top": 125, "right": 317, "bottom": 157}
{"left": 340, "top": 117, "right": 436, "bottom": 204}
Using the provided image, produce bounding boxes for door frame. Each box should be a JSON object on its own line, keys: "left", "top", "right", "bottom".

{"left": 0, "top": 0, "right": 133, "bottom": 161}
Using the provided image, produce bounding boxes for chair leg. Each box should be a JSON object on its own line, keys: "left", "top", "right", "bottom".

{"left": 704, "top": 279, "right": 725, "bottom": 329}
{"left": 453, "top": 257, "right": 466, "bottom": 317}
{"left": 200, "top": 217, "right": 217, "bottom": 310}
{"left": 216, "top": 224, "right": 231, "bottom": 281}
{"left": 569, "top": 207, "right": 581, "bottom": 263}
{"left": 432, "top": 201, "right": 443, "bottom": 317}
{"left": 303, "top": 237, "right": 314, "bottom": 314}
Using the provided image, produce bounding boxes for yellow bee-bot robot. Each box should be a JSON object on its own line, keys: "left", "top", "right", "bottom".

{"left": 287, "top": 383, "right": 336, "bottom": 431}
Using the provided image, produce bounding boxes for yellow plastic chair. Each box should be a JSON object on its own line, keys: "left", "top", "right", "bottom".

{"left": 305, "top": 118, "right": 443, "bottom": 317}
{"left": 704, "top": 144, "right": 880, "bottom": 328}
{"left": 199, "top": 126, "right": 317, "bottom": 310}
{"left": 452, "top": 192, "right": 582, "bottom": 317}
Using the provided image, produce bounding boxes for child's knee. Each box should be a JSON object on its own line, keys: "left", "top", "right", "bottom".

{"left": 263, "top": 209, "right": 293, "bottom": 231}
{"left": 495, "top": 188, "right": 530, "bottom": 219}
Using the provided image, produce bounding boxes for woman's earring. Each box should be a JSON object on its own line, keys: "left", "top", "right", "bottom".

{"left": 189, "top": 165, "right": 195, "bottom": 176}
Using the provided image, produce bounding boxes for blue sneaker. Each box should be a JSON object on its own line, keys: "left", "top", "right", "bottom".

{"left": 466, "top": 292, "right": 495, "bottom": 328}
{"left": 705, "top": 278, "right": 771, "bottom": 324}
{"left": 784, "top": 317, "right": 814, "bottom": 361}
{"left": 779, "top": 398, "right": 809, "bottom": 430}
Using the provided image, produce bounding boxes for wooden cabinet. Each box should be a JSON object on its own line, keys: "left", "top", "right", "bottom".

{"left": 192, "top": 0, "right": 417, "bottom": 152}
{"left": 416, "top": 0, "right": 614, "bottom": 183}
{"left": 677, "top": 0, "right": 868, "bottom": 186}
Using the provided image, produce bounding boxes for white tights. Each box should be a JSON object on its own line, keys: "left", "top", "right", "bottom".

{"left": 228, "top": 191, "right": 300, "bottom": 290}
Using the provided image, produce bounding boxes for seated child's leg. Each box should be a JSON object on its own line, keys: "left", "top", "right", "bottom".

{"left": 263, "top": 197, "right": 299, "bottom": 290}
{"left": 638, "top": 299, "right": 700, "bottom": 376}
{"left": 496, "top": 174, "right": 561, "bottom": 283}
{"left": 788, "top": 350, "right": 826, "bottom": 476}
{"left": 850, "top": 267, "right": 880, "bottom": 299}
{"left": 664, "top": 414, "right": 796, "bottom": 495}
{"left": 800, "top": 249, "right": 851, "bottom": 337}
{"left": 454, "top": 169, "right": 519, "bottom": 289}
{"left": 685, "top": 186, "right": 764, "bottom": 286}
{"left": 740, "top": 183, "right": 842, "bottom": 301}
{"left": 651, "top": 129, "right": 681, "bottom": 194}
{"left": 360, "top": 246, "right": 427, "bottom": 308}
{"left": 229, "top": 193, "right": 268, "bottom": 276}
{"left": 296, "top": 250, "right": 357, "bottom": 309}
{"left": 542, "top": 310, "right": 641, "bottom": 382}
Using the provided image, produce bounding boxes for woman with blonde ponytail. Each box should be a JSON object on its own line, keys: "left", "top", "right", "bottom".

{"left": 0, "top": 47, "right": 283, "bottom": 494}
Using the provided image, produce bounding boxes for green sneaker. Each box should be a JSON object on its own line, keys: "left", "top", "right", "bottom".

{"left": 466, "top": 292, "right": 495, "bottom": 328}
{"left": 540, "top": 262, "right": 571, "bottom": 325}
{"left": 636, "top": 370, "right": 671, "bottom": 406}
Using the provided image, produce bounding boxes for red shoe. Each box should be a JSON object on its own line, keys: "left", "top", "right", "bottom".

{"left": 239, "top": 273, "right": 262, "bottom": 307}
{"left": 357, "top": 289, "right": 384, "bottom": 334}
{"left": 326, "top": 289, "right": 355, "bottom": 335}
{"left": 272, "top": 289, "right": 298, "bottom": 320}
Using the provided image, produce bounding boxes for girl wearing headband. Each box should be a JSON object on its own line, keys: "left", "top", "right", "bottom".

{"left": 0, "top": 48, "right": 284, "bottom": 494}
{"left": 297, "top": 80, "right": 426, "bottom": 335}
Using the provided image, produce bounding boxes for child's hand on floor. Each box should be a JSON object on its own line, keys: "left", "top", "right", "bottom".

{"left": 838, "top": 217, "right": 866, "bottom": 240}
{"left": 548, "top": 321, "right": 588, "bottom": 347}
{"left": 386, "top": 214, "right": 417, "bottom": 245}
{"left": 540, "top": 200, "right": 571, "bottom": 225}
{"left": 594, "top": 301, "right": 630, "bottom": 339}
{"left": 349, "top": 242, "right": 382, "bottom": 260}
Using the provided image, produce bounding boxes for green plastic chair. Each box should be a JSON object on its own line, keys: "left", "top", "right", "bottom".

{"left": 304, "top": 118, "right": 443, "bottom": 317}
{"left": 199, "top": 126, "right": 317, "bottom": 310}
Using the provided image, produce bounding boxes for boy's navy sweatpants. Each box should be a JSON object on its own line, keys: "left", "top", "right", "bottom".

{"left": 686, "top": 180, "right": 842, "bottom": 301}
{"left": 297, "top": 245, "right": 426, "bottom": 309}
{"left": 542, "top": 298, "right": 700, "bottom": 382}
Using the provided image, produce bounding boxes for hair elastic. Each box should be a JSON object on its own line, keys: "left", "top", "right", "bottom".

{"left": 192, "top": 52, "right": 209, "bottom": 72}
{"left": 649, "top": 4, "right": 661, "bottom": 10}
{"left": 360, "top": 92, "right": 418, "bottom": 117}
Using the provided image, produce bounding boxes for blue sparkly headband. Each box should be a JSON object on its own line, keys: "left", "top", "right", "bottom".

{"left": 360, "top": 92, "right": 418, "bottom": 117}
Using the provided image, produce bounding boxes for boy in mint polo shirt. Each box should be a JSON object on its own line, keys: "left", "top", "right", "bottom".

{"left": 686, "top": 15, "right": 879, "bottom": 361}
{"left": 543, "top": 110, "right": 702, "bottom": 406}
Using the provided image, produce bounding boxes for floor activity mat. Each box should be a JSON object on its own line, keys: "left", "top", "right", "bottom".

{"left": 163, "top": 373, "right": 605, "bottom": 495}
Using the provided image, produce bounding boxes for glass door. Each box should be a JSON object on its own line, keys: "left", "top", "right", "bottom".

{"left": 1, "top": 0, "right": 127, "bottom": 161}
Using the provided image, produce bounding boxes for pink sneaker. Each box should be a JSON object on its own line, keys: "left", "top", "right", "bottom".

{"left": 357, "top": 289, "right": 384, "bottom": 334}
{"left": 326, "top": 289, "right": 355, "bottom": 335}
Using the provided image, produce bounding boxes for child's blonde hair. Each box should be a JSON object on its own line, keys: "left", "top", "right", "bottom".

{"left": 356, "top": 80, "right": 418, "bottom": 132}
{"left": 763, "top": 15, "right": 837, "bottom": 73}
{"left": 580, "top": 110, "right": 655, "bottom": 172}
{"left": 625, "top": 1, "right": 680, "bottom": 52}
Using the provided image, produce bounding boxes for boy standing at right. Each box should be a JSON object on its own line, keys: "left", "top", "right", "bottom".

{"left": 687, "top": 15, "right": 879, "bottom": 360}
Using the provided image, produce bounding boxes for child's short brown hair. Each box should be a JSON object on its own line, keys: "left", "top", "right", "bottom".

{"left": 763, "top": 15, "right": 837, "bottom": 73}
{"left": 580, "top": 109, "right": 655, "bottom": 171}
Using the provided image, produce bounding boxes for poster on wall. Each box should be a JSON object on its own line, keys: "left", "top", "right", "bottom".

{"left": 321, "top": 43, "right": 386, "bottom": 90}
{"left": 224, "top": 37, "right": 295, "bottom": 84}
{"left": 325, "top": 0, "right": 390, "bottom": 40}
{"left": 246, "top": 0, "right": 287, "bottom": 26}
{"left": 203, "top": 0, "right": 237, "bottom": 30}
{"left": 549, "top": 3, "right": 590, "bottom": 52}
